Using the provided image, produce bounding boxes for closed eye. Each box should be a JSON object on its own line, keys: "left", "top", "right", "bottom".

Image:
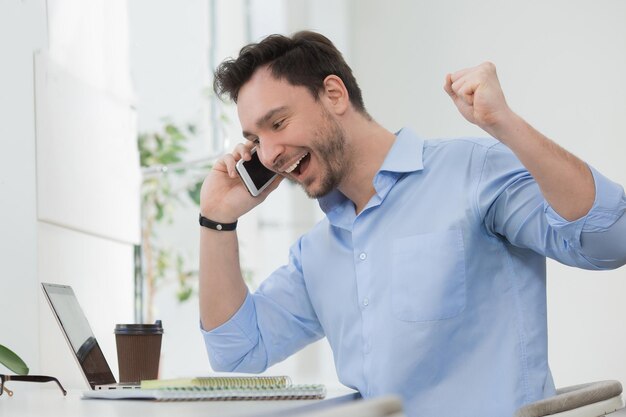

{"left": 272, "top": 119, "right": 285, "bottom": 130}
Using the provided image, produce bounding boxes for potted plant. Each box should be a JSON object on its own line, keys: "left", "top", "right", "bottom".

{"left": 0, "top": 344, "right": 28, "bottom": 375}
{"left": 138, "top": 122, "right": 210, "bottom": 322}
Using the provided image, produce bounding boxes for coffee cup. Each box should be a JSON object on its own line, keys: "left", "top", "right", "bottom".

{"left": 114, "top": 320, "right": 163, "bottom": 383}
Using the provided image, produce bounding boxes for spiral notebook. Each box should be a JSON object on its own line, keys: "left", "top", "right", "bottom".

{"left": 82, "top": 375, "right": 326, "bottom": 401}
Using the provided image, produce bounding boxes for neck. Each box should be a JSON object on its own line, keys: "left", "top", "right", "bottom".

{"left": 337, "top": 116, "right": 396, "bottom": 214}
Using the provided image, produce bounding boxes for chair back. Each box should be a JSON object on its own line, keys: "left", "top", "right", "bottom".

{"left": 515, "top": 380, "right": 624, "bottom": 417}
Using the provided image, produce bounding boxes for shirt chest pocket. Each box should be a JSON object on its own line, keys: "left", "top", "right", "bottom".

{"left": 391, "top": 229, "right": 466, "bottom": 322}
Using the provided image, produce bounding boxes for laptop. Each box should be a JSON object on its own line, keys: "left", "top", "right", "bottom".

{"left": 41, "top": 282, "right": 139, "bottom": 390}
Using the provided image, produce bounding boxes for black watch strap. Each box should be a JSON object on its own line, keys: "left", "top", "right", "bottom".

{"left": 199, "top": 214, "right": 237, "bottom": 231}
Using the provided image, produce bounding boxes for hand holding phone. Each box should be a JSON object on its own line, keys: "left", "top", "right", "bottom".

{"left": 235, "top": 147, "right": 278, "bottom": 197}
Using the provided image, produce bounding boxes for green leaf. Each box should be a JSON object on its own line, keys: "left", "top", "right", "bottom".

{"left": 0, "top": 344, "right": 29, "bottom": 375}
{"left": 187, "top": 181, "right": 203, "bottom": 206}
{"left": 177, "top": 286, "right": 193, "bottom": 302}
{"left": 157, "top": 151, "right": 183, "bottom": 165}
{"left": 164, "top": 124, "right": 182, "bottom": 138}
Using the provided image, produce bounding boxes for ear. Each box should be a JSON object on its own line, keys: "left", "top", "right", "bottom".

{"left": 321, "top": 75, "right": 350, "bottom": 116}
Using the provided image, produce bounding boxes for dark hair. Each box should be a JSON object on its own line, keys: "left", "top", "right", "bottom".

{"left": 213, "top": 31, "right": 368, "bottom": 115}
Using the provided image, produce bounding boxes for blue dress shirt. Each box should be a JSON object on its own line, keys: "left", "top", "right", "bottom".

{"left": 202, "top": 128, "right": 626, "bottom": 416}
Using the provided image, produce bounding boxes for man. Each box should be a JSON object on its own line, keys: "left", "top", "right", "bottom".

{"left": 198, "top": 31, "right": 626, "bottom": 416}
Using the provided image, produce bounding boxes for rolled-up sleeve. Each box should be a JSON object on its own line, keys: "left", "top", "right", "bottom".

{"left": 201, "top": 293, "right": 264, "bottom": 372}
{"left": 478, "top": 143, "right": 626, "bottom": 270}
{"left": 560, "top": 166, "right": 626, "bottom": 269}
{"left": 544, "top": 166, "right": 626, "bottom": 239}
{"left": 200, "top": 237, "right": 325, "bottom": 373}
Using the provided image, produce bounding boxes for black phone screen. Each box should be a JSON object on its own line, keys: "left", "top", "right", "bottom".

{"left": 243, "top": 151, "right": 276, "bottom": 189}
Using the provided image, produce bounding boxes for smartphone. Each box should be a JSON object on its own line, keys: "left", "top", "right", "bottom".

{"left": 235, "top": 147, "right": 278, "bottom": 197}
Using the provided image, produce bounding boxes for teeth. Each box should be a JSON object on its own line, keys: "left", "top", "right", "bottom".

{"left": 284, "top": 153, "right": 308, "bottom": 174}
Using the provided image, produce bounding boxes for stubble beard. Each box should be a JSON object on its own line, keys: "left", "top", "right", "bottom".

{"left": 300, "top": 113, "right": 351, "bottom": 199}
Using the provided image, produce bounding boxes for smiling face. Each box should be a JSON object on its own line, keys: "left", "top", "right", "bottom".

{"left": 237, "top": 66, "right": 352, "bottom": 198}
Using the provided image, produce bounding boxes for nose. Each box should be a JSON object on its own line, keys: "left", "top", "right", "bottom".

{"left": 257, "top": 140, "right": 285, "bottom": 170}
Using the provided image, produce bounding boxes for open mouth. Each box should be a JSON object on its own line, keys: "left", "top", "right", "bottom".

{"left": 284, "top": 152, "right": 311, "bottom": 176}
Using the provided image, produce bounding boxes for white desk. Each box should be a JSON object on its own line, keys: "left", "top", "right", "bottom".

{"left": 0, "top": 385, "right": 359, "bottom": 417}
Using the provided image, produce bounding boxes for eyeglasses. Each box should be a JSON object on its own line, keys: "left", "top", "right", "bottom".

{"left": 1, "top": 374, "right": 67, "bottom": 397}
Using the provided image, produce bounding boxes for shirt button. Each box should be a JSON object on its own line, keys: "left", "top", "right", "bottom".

{"left": 359, "top": 252, "right": 367, "bottom": 260}
{"left": 363, "top": 298, "right": 369, "bottom": 306}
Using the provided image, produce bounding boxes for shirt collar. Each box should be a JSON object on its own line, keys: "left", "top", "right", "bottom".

{"left": 318, "top": 127, "right": 425, "bottom": 215}
{"left": 379, "top": 127, "right": 424, "bottom": 174}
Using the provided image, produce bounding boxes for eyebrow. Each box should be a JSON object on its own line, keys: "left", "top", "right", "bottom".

{"left": 242, "top": 106, "right": 289, "bottom": 139}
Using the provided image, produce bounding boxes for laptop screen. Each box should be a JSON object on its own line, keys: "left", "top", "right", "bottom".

{"left": 41, "top": 283, "right": 116, "bottom": 389}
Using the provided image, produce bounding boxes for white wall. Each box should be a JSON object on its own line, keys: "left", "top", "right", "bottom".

{"left": 0, "top": 0, "right": 140, "bottom": 388}
{"left": 36, "top": 0, "right": 140, "bottom": 388}
{"left": 0, "top": 0, "right": 47, "bottom": 373}
{"left": 349, "top": 0, "right": 626, "bottom": 387}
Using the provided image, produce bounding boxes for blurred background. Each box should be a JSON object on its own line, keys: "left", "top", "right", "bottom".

{"left": 1, "top": 0, "right": 625, "bottom": 391}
